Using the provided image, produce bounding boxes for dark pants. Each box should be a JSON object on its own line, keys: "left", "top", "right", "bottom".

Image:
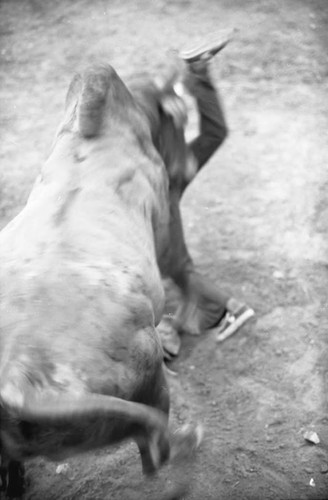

{"left": 189, "top": 68, "right": 228, "bottom": 175}
{"left": 131, "top": 68, "right": 229, "bottom": 331}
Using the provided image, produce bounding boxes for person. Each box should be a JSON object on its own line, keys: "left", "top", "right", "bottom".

{"left": 129, "top": 32, "right": 254, "bottom": 359}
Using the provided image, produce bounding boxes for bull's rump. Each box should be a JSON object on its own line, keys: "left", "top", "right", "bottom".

{"left": 0, "top": 252, "right": 166, "bottom": 459}
{"left": 0, "top": 184, "right": 166, "bottom": 456}
{"left": 0, "top": 207, "right": 166, "bottom": 344}
{"left": 0, "top": 311, "right": 166, "bottom": 460}
{"left": 0, "top": 252, "right": 164, "bottom": 378}
{"left": 0, "top": 214, "right": 165, "bottom": 390}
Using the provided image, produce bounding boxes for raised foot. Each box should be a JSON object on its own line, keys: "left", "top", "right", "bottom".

{"left": 214, "top": 304, "right": 255, "bottom": 342}
{"left": 180, "top": 29, "right": 235, "bottom": 63}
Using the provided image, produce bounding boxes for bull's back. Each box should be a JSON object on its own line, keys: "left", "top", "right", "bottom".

{"left": 0, "top": 126, "right": 169, "bottom": 311}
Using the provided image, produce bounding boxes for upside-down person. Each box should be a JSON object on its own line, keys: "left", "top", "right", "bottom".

{"left": 129, "top": 32, "right": 254, "bottom": 359}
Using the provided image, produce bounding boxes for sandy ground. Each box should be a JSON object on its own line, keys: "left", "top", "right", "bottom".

{"left": 1, "top": 0, "right": 328, "bottom": 499}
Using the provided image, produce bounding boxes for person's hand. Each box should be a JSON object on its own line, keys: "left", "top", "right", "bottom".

{"left": 160, "top": 92, "right": 188, "bottom": 128}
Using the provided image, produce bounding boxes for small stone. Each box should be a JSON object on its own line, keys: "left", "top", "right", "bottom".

{"left": 273, "top": 270, "right": 284, "bottom": 279}
{"left": 309, "top": 478, "right": 315, "bottom": 487}
{"left": 320, "top": 464, "right": 328, "bottom": 474}
{"left": 252, "top": 66, "right": 262, "bottom": 77}
{"left": 56, "top": 463, "right": 69, "bottom": 475}
{"left": 303, "top": 430, "right": 320, "bottom": 444}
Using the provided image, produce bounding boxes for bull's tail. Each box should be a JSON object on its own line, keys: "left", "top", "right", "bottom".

{"left": 1, "top": 388, "right": 170, "bottom": 473}
{"left": 10, "top": 392, "right": 165, "bottom": 427}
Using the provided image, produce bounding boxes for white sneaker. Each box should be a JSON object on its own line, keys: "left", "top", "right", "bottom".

{"left": 214, "top": 304, "right": 255, "bottom": 342}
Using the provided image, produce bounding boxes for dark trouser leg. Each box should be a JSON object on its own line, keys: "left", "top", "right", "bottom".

{"left": 165, "top": 188, "right": 228, "bottom": 332}
{"left": 184, "top": 66, "right": 228, "bottom": 191}
{"left": 171, "top": 66, "right": 230, "bottom": 330}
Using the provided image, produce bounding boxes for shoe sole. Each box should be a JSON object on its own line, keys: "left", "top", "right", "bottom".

{"left": 215, "top": 308, "right": 255, "bottom": 342}
{"left": 180, "top": 31, "right": 234, "bottom": 63}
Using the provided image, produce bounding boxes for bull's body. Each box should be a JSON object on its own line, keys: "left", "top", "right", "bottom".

{"left": 0, "top": 65, "right": 199, "bottom": 496}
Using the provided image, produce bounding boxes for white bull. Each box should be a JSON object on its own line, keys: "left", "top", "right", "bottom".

{"left": 0, "top": 64, "right": 201, "bottom": 498}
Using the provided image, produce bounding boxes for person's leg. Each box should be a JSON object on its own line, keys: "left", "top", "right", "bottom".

{"left": 187, "top": 63, "right": 228, "bottom": 173}
{"left": 175, "top": 32, "right": 233, "bottom": 196}
{"left": 156, "top": 185, "right": 230, "bottom": 361}
{"left": 164, "top": 188, "right": 228, "bottom": 332}
{"left": 158, "top": 180, "right": 254, "bottom": 357}
{"left": 130, "top": 33, "right": 230, "bottom": 187}
{"left": 167, "top": 37, "right": 254, "bottom": 347}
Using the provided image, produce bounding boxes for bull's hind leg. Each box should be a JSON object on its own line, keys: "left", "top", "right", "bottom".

{"left": 135, "top": 366, "right": 170, "bottom": 475}
{"left": 135, "top": 367, "right": 203, "bottom": 476}
{"left": 0, "top": 463, "right": 7, "bottom": 493}
{"left": 0, "top": 389, "right": 173, "bottom": 481}
{"left": 169, "top": 424, "right": 203, "bottom": 463}
{"left": 6, "top": 461, "right": 25, "bottom": 499}
{"left": 135, "top": 426, "right": 170, "bottom": 476}
{"left": 0, "top": 455, "right": 25, "bottom": 499}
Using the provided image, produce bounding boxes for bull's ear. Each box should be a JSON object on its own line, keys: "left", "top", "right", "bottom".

{"left": 77, "top": 65, "right": 111, "bottom": 138}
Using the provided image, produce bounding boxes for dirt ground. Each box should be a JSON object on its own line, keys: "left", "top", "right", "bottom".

{"left": 1, "top": 0, "right": 328, "bottom": 499}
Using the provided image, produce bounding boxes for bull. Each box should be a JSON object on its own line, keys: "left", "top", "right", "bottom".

{"left": 0, "top": 64, "right": 201, "bottom": 498}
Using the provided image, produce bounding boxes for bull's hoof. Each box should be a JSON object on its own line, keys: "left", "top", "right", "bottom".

{"left": 169, "top": 424, "right": 204, "bottom": 463}
{"left": 138, "top": 426, "right": 170, "bottom": 477}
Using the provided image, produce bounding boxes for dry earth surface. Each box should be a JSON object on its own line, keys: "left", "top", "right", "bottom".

{"left": 1, "top": 0, "right": 328, "bottom": 499}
